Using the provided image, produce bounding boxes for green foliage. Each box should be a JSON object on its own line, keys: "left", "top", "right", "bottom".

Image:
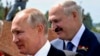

{"left": 83, "top": 13, "right": 93, "bottom": 30}
{"left": 82, "top": 9, "right": 100, "bottom": 33}
{"left": 45, "top": 11, "right": 48, "bottom": 19}
{"left": 0, "top": 0, "right": 2, "bottom": 7}
{"left": 45, "top": 11, "right": 51, "bottom": 28}
{"left": 0, "top": 8, "right": 4, "bottom": 20}
{"left": 0, "top": 0, "right": 4, "bottom": 20}
{"left": 92, "top": 27, "right": 100, "bottom": 33}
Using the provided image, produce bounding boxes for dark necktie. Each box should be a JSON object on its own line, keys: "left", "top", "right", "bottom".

{"left": 66, "top": 42, "right": 74, "bottom": 51}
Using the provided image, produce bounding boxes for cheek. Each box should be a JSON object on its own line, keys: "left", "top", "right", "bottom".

{"left": 24, "top": 34, "right": 38, "bottom": 53}
{"left": 61, "top": 20, "right": 69, "bottom": 29}
{"left": 23, "top": 29, "right": 39, "bottom": 46}
{"left": 23, "top": 35, "right": 33, "bottom": 50}
{"left": 24, "top": 32, "right": 38, "bottom": 44}
{"left": 58, "top": 19, "right": 66, "bottom": 26}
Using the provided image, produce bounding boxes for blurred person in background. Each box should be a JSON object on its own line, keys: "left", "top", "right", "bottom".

{"left": 6, "top": 0, "right": 28, "bottom": 21}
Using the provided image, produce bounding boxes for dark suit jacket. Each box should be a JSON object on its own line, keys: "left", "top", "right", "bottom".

{"left": 47, "top": 45, "right": 66, "bottom": 56}
{"left": 77, "top": 28, "right": 100, "bottom": 56}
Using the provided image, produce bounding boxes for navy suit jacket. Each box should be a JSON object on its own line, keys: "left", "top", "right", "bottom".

{"left": 76, "top": 28, "right": 100, "bottom": 56}
{"left": 51, "top": 28, "right": 100, "bottom": 56}
{"left": 47, "top": 45, "right": 66, "bottom": 56}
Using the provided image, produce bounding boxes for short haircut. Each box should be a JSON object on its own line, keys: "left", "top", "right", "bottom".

{"left": 23, "top": 8, "right": 48, "bottom": 34}
{"left": 59, "top": 0, "right": 83, "bottom": 21}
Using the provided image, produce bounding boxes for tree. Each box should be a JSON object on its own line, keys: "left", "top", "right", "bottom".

{"left": 0, "top": 0, "right": 4, "bottom": 20}
{"left": 0, "top": 0, "right": 3, "bottom": 9}
{"left": 45, "top": 11, "right": 48, "bottom": 19}
{"left": 45, "top": 11, "right": 51, "bottom": 28}
{"left": 82, "top": 9, "right": 93, "bottom": 30}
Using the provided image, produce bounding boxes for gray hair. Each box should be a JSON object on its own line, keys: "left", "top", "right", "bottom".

{"left": 27, "top": 9, "right": 48, "bottom": 34}
{"left": 60, "top": 0, "right": 83, "bottom": 21}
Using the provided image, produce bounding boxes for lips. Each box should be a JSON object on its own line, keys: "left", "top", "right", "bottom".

{"left": 15, "top": 42, "right": 24, "bottom": 49}
{"left": 17, "top": 44, "right": 24, "bottom": 49}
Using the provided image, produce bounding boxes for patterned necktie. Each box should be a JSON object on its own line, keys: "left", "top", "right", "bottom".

{"left": 66, "top": 42, "right": 74, "bottom": 51}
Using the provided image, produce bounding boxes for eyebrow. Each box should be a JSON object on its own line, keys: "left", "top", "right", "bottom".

{"left": 11, "top": 27, "right": 19, "bottom": 33}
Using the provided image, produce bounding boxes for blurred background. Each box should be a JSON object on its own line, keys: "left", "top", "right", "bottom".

{"left": 0, "top": 0, "right": 99, "bottom": 55}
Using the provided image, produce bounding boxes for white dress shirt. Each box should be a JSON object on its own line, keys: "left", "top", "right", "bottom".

{"left": 51, "top": 24, "right": 85, "bottom": 52}
{"left": 51, "top": 38, "right": 64, "bottom": 50}
{"left": 35, "top": 40, "right": 51, "bottom": 56}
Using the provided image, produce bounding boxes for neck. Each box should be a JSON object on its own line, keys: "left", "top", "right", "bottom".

{"left": 67, "top": 23, "right": 82, "bottom": 41}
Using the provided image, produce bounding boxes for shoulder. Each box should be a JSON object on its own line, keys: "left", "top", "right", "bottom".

{"left": 48, "top": 45, "right": 66, "bottom": 56}
{"left": 82, "top": 28, "right": 99, "bottom": 42}
{"left": 93, "top": 32, "right": 100, "bottom": 43}
{"left": 79, "top": 28, "right": 100, "bottom": 50}
{"left": 81, "top": 28, "right": 100, "bottom": 52}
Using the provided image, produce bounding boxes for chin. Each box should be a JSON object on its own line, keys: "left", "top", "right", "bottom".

{"left": 18, "top": 48, "right": 27, "bottom": 54}
{"left": 20, "top": 50, "right": 34, "bottom": 55}
{"left": 20, "top": 50, "right": 28, "bottom": 55}
{"left": 58, "top": 35, "right": 65, "bottom": 40}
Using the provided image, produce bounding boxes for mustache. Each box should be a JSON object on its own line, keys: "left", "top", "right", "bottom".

{"left": 55, "top": 27, "right": 63, "bottom": 32}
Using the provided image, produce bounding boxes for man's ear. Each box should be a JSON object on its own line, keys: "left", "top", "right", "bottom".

{"left": 37, "top": 24, "right": 44, "bottom": 34}
{"left": 72, "top": 10, "right": 78, "bottom": 19}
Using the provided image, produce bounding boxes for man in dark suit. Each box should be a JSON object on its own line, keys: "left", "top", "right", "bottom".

{"left": 48, "top": 0, "right": 100, "bottom": 56}
{"left": 11, "top": 8, "right": 78, "bottom": 56}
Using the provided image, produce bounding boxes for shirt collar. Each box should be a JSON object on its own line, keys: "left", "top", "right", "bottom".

{"left": 34, "top": 40, "right": 51, "bottom": 56}
{"left": 71, "top": 24, "right": 85, "bottom": 47}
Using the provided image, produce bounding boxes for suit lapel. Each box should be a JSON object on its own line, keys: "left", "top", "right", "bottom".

{"left": 76, "top": 28, "right": 91, "bottom": 55}
{"left": 76, "top": 28, "right": 100, "bottom": 56}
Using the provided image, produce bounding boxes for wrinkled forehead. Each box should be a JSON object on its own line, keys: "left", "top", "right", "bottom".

{"left": 49, "top": 4, "right": 64, "bottom": 16}
{"left": 11, "top": 13, "right": 29, "bottom": 31}
{"left": 48, "top": 4, "right": 64, "bottom": 21}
